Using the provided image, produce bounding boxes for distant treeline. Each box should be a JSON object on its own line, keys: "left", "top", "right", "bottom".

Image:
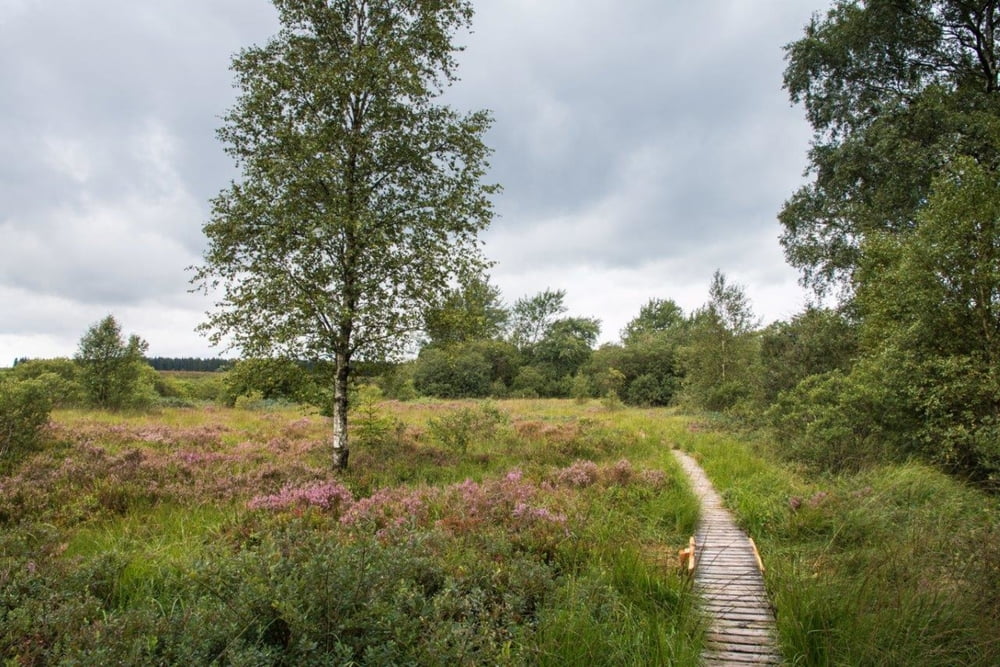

{"left": 145, "top": 357, "right": 231, "bottom": 372}
{"left": 10, "top": 356, "right": 231, "bottom": 372}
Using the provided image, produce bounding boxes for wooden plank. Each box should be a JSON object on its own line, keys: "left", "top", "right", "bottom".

{"left": 705, "top": 651, "right": 781, "bottom": 665}
{"left": 707, "top": 636, "right": 778, "bottom": 651}
{"left": 706, "top": 627, "right": 775, "bottom": 640}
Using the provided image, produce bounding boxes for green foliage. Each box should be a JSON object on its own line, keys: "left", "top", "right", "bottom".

{"left": 510, "top": 365, "right": 545, "bottom": 398}
{"left": 531, "top": 316, "right": 601, "bottom": 381}
{"left": 766, "top": 366, "right": 899, "bottom": 473}
{"left": 158, "top": 371, "right": 228, "bottom": 403}
{"left": 413, "top": 339, "right": 521, "bottom": 399}
{"left": 507, "top": 288, "right": 568, "bottom": 349}
{"left": 192, "top": 0, "right": 497, "bottom": 469}
{"left": 777, "top": 2, "right": 1000, "bottom": 485}
{"left": 600, "top": 390, "right": 624, "bottom": 412}
{"left": 422, "top": 274, "right": 508, "bottom": 346}
{"left": 780, "top": 0, "right": 1000, "bottom": 295}
{"left": 570, "top": 372, "right": 592, "bottom": 403}
{"left": 821, "top": 157, "right": 1000, "bottom": 483}
{"left": 758, "top": 307, "right": 858, "bottom": 403}
{"left": 376, "top": 362, "right": 419, "bottom": 401}
{"left": 0, "top": 377, "right": 52, "bottom": 463}
{"left": 413, "top": 346, "right": 492, "bottom": 398}
{"left": 681, "top": 271, "right": 760, "bottom": 411}
{"left": 224, "top": 357, "right": 322, "bottom": 407}
{"left": 350, "top": 385, "right": 401, "bottom": 450}
{"left": 233, "top": 390, "right": 267, "bottom": 411}
{"left": 587, "top": 335, "right": 681, "bottom": 407}
{"left": 620, "top": 297, "right": 685, "bottom": 345}
{"left": 426, "top": 401, "right": 509, "bottom": 453}
{"left": 9, "top": 358, "right": 84, "bottom": 407}
{"left": 75, "top": 316, "right": 151, "bottom": 411}
{"left": 625, "top": 373, "right": 671, "bottom": 407}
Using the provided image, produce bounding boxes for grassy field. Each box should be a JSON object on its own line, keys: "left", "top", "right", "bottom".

{"left": 3, "top": 397, "right": 998, "bottom": 665}
{"left": 1, "top": 399, "right": 705, "bottom": 665}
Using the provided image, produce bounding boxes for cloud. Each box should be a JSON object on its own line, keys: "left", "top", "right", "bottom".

{"left": 0, "top": 121, "right": 204, "bottom": 304}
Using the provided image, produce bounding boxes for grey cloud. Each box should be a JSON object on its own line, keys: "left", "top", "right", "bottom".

{"left": 456, "top": 1, "right": 814, "bottom": 274}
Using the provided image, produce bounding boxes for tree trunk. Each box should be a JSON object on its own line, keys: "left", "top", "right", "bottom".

{"left": 332, "top": 351, "right": 350, "bottom": 470}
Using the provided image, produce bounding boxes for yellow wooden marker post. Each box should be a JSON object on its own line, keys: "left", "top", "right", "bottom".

{"left": 678, "top": 536, "right": 696, "bottom": 572}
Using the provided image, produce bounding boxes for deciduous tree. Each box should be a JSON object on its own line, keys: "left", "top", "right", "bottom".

{"left": 75, "top": 315, "right": 149, "bottom": 410}
{"left": 192, "top": 0, "right": 497, "bottom": 468}
{"left": 620, "top": 298, "right": 684, "bottom": 345}
{"left": 781, "top": 0, "right": 1000, "bottom": 296}
{"left": 682, "top": 271, "right": 760, "bottom": 410}
{"left": 507, "top": 289, "right": 567, "bottom": 350}
{"left": 423, "top": 275, "right": 508, "bottom": 347}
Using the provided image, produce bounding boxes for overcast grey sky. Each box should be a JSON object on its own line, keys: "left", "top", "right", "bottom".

{"left": 0, "top": 0, "right": 825, "bottom": 364}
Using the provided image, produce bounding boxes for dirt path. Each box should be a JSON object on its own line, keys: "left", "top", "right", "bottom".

{"left": 672, "top": 449, "right": 782, "bottom": 665}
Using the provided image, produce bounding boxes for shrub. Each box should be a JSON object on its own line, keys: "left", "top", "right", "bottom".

{"left": 351, "top": 384, "right": 402, "bottom": 449}
{"left": 412, "top": 346, "right": 492, "bottom": 398}
{"left": 75, "top": 315, "right": 151, "bottom": 410}
{"left": 625, "top": 373, "right": 669, "bottom": 406}
{"left": 223, "top": 357, "right": 320, "bottom": 406}
{"left": 511, "top": 365, "right": 546, "bottom": 398}
{"left": 0, "top": 377, "right": 52, "bottom": 462}
{"left": 427, "top": 401, "right": 510, "bottom": 454}
{"left": 570, "top": 373, "right": 592, "bottom": 403}
{"left": 234, "top": 390, "right": 267, "bottom": 411}
{"left": 10, "top": 358, "right": 84, "bottom": 407}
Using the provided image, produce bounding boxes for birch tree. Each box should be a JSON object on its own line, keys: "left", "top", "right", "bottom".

{"left": 192, "top": 0, "right": 497, "bottom": 469}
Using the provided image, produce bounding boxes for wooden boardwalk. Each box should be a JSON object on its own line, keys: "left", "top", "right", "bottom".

{"left": 672, "top": 450, "right": 782, "bottom": 665}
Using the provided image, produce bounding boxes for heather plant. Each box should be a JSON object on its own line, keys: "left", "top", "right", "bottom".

{"left": 0, "top": 376, "right": 52, "bottom": 465}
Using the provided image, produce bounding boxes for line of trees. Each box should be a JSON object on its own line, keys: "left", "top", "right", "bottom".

{"left": 146, "top": 358, "right": 231, "bottom": 372}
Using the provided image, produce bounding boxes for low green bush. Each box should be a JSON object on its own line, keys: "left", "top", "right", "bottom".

{"left": 10, "top": 358, "right": 84, "bottom": 407}
{"left": 0, "top": 377, "right": 52, "bottom": 463}
{"left": 427, "top": 401, "right": 509, "bottom": 454}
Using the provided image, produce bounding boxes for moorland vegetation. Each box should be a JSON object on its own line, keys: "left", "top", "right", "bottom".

{"left": 4, "top": 0, "right": 1000, "bottom": 662}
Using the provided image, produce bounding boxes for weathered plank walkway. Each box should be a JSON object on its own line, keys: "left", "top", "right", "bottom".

{"left": 672, "top": 450, "right": 782, "bottom": 665}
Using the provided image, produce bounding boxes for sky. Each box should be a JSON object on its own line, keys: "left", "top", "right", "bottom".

{"left": 0, "top": 0, "right": 827, "bottom": 365}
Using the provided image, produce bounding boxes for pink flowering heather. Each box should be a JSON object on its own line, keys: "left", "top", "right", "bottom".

{"left": 340, "top": 486, "right": 428, "bottom": 530}
{"left": 175, "top": 450, "right": 230, "bottom": 465}
{"left": 638, "top": 468, "right": 668, "bottom": 489}
{"left": 554, "top": 460, "right": 599, "bottom": 487}
{"left": 512, "top": 502, "right": 567, "bottom": 526}
{"left": 247, "top": 481, "right": 354, "bottom": 512}
{"left": 606, "top": 458, "right": 635, "bottom": 485}
{"left": 445, "top": 468, "right": 537, "bottom": 522}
